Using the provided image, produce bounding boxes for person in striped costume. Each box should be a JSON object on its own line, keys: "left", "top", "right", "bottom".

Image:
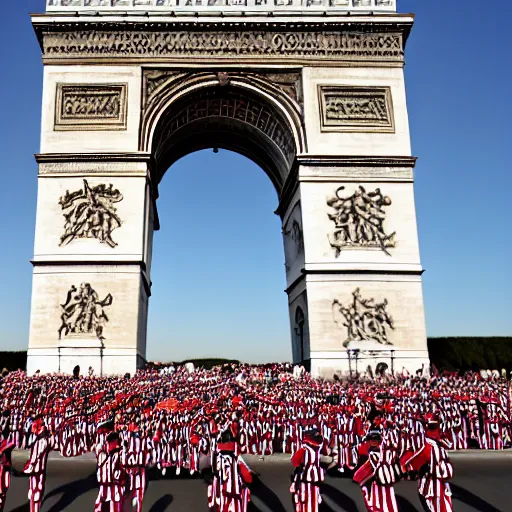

{"left": 400, "top": 415, "right": 454, "bottom": 512}
{"left": 123, "top": 422, "right": 153, "bottom": 512}
{"left": 208, "top": 429, "right": 253, "bottom": 512}
{"left": 94, "top": 431, "right": 127, "bottom": 512}
{"left": 290, "top": 429, "right": 325, "bottom": 512}
{"left": 0, "top": 433, "right": 15, "bottom": 512}
{"left": 22, "top": 420, "right": 53, "bottom": 512}
{"left": 353, "top": 430, "right": 399, "bottom": 512}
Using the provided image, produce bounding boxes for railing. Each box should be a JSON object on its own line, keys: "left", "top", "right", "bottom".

{"left": 46, "top": 0, "right": 396, "bottom": 13}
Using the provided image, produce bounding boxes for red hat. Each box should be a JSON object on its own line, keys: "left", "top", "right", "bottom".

{"left": 98, "top": 419, "right": 114, "bottom": 434}
{"left": 303, "top": 429, "right": 323, "bottom": 448}
{"left": 106, "top": 431, "right": 121, "bottom": 453}
{"left": 32, "top": 418, "right": 46, "bottom": 435}
{"left": 424, "top": 413, "right": 440, "bottom": 427}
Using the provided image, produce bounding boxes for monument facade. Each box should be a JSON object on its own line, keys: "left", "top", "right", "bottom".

{"left": 28, "top": 0, "right": 429, "bottom": 377}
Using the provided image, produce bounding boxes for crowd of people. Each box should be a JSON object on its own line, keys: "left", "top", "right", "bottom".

{"left": 0, "top": 363, "right": 510, "bottom": 512}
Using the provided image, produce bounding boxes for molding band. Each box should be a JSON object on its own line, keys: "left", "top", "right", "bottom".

{"left": 285, "top": 267, "right": 425, "bottom": 295}
{"left": 35, "top": 152, "right": 153, "bottom": 164}
{"left": 30, "top": 260, "right": 152, "bottom": 297}
{"left": 296, "top": 155, "right": 417, "bottom": 167}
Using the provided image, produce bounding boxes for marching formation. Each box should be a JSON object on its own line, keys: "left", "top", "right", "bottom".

{"left": 0, "top": 363, "right": 510, "bottom": 511}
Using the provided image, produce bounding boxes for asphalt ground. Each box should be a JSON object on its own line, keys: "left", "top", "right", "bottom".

{"left": 4, "top": 451, "right": 511, "bottom": 512}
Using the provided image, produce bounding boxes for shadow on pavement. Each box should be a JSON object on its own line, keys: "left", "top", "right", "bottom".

{"left": 43, "top": 472, "right": 98, "bottom": 512}
{"left": 325, "top": 466, "right": 354, "bottom": 479}
{"left": 450, "top": 483, "right": 503, "bottom": 512}
{"left": 395, "top": 495, "right": 421, "bottom": 512}
{"left": 6, "top": 503, "right": 30, "bottom": 512}
{"left": 249, "top": 475, "right": 288, "bottom": 512}
{"left": 320, "top": 483, "right": 358, "bottom": 512}
{"left": 148, "top": 493, "right": 174, "bottom": 512}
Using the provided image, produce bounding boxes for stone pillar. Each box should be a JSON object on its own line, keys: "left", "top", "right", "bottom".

{"left": 288, "top": 66, "right": 429, "bottom": 378}
{"left": 298, "top": 158, "right": 428, "bottom": 378}
{"left": 282, "top": 189, "right": 310, "bottom": 369}
{"left": 27, "top": 65, "right": 151, "bottom": 376}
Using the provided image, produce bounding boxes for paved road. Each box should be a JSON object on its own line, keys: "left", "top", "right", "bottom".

{"left": 4, "top": 452, "right": 511, "bottom": 512}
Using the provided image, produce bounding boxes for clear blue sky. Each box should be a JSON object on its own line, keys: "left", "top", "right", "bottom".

{"left": 0, "top": 1, "right": 510, "bottom": 363}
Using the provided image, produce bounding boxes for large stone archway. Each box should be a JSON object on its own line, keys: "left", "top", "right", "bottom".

{"left": 27, "top": 0, "right": 429, "bottom": 377}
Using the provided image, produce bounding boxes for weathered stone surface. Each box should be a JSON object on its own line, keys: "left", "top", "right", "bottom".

{"left": 46, "top": 0, "right": 397, "bottom": 12}
{"left": 27, "top": 9, "right": 427, "bottom": 377}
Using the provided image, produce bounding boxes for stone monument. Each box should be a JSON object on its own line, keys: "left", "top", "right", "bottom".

{"left": 27, "top": 0, "right": 429, "bottom": 377}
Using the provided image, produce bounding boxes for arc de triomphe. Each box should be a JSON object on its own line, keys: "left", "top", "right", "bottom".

{"left": 27, "top": 0, "right": 429, "bottom": 377}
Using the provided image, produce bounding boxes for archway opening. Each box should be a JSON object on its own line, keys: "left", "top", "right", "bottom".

{"left": 146, "top": 149, "right": 291, "bottom": 365}
{"left": 148, "top": 83, "right": 299, "bottom": 194}
{"left": 144, "top": 79, "right": 303, "bottom": 365}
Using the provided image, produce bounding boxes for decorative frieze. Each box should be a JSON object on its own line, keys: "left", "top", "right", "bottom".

{"left": 333, "top": 288, "right": 394, "bottom": 348}
{"left": 59, "top": 180, "right": 123, "bottom": 248}
{"left": 58, "top": 283, "right": 113, "bottom": 340}
{"left": 327, "top": 185, "right": 396, "bottom": 256}
{"left": 46, "top": 0, "right": 397, "bottom": 12}
{"left": 55, "top": 84, "right": 128, "bottom": 131}
{"left": 42, "top": 30, "right": 404, "bottom": 64}
{"left": 319, "top": 86, "right": 394, "bottom": 132}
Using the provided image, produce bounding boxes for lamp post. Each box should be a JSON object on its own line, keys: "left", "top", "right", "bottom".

{"left": 100, "top": 340, "right": 104, "bottom": 377}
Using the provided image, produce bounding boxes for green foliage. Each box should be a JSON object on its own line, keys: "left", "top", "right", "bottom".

{"left": 428, "top": 337, "right": 512, "bottom": 373}
{"left": 0, "top": 351, "right": 27, "bottom": 371}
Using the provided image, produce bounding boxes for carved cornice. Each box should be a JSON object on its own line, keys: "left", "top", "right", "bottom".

{"left": 35, "top": 152, "right": 153, "bottom": 164}
{"left": 32, "top": 18, "right": 411, "bottom": 66}
{"left": 296, "top": 155, "right": 417, "bottom": 167}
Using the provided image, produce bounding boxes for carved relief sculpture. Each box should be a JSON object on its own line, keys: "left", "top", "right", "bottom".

{"left": 59, "top": 179, "right": 123, "bottom": 248}
{"left": 333, "top": 288, "right": 394, "bottom": 348}
{"left": 55, "top": 83, "right": 128, "bottom": 130}
{"left": 42, "top": 31, "right": 403, "bottom": 64}
{"left": 143, "top": 70, "right": 301, "bottom": 114}
{"left": 284, "top": 219, "right": 304, "bottom": 255}
{"left": 319, "top": 86, "right": 394, "bottom": 132}
{"left": 58, "top": 283, "right": 113, "bottom": 340}
{"left": 283, "top": 219, "right": 304, "bottom": 273}
{"left": 327, "top": 185, "right": 395, "bottom": 256}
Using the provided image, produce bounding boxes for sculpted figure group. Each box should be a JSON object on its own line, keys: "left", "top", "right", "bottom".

{"left": 59, "top": 180, "right": 123, "bottom": 249}
{"left": 327, "top": 185, "right": 396, "bottom": 256}
{"left": 333, "top": 288, "right": 395, "bottom": 348}
{"left": 58, "top": 283, "right": 113, "bottom": 340}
